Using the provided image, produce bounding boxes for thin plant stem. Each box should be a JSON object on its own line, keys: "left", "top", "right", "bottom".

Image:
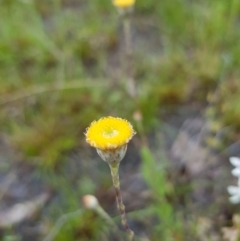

{"left": 122, "top": 14, "right": 137, "bottom": 98}
{"left": 95, "top": 205, "right": 116, "bottom": 227}
{"left": 95, "top": 205, "right": 125, "bottom": 241}
{"left": 109, "top": 163, "right": 135, "bottom": 241}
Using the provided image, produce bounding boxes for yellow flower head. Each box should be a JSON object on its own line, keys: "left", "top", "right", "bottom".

{"left": 85, "top": 116, "right": 135, "bottom": 150}
{"left": 112, "top": 0, "right": 135, "bottom": 8}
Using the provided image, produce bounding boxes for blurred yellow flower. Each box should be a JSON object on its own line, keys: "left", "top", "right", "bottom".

{"left": 112, "top": 0, "right": 135, "bottom": 8}
{"left": 85, "top": 116, "right": 135, "bottom": 150}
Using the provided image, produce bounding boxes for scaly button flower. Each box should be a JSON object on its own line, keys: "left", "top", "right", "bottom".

{"left": 112, "top": 0, "right": 135, "bottom": 9}
{"left": 85, "top": 116, "right": 136, "bottom": 241}
{"left": 85, "top": 116, "right": 135, "bottom": 165}
{"left": 228, "top": 157, "right": 240, "bottom": 204}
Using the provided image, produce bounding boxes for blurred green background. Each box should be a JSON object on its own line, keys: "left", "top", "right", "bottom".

{"left": 1, "top": 0, "right": 240, "bottom": 240}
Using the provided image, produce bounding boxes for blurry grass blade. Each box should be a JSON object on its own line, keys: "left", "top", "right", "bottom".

{"left": 1, "top": 80, "right": 108, "bottom": 106}
{"left": 140, "top": 146, "right": 167, "bottom": 197}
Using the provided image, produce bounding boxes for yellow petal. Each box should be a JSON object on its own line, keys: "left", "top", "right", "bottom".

{"left": 85, "top": 116, "right": 136, "bottom": 150}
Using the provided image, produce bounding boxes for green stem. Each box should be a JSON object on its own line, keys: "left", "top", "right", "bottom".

{"left": 122, "top": 14, "right": 136, "bottom": 98}
{"left": 95, "top": 205, "right": 116, "bottom": 227}
{"left": 109, "top": 163, "right": 135, "bottom": 241}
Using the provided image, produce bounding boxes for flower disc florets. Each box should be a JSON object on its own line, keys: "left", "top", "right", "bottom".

{"left": 85, "top": 116, "right": 135, "bottom": 150}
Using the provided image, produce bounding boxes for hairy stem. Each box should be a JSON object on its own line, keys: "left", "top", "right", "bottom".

{"left": 109, "top": 163, "right": 135, "bottom": 241}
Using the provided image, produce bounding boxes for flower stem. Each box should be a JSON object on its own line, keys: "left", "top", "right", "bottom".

{"left": 109, "top": 163, "right": 135, "bottom": 241}
{"left": 122, "top": 14, "right": 136, "bottom": 98}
